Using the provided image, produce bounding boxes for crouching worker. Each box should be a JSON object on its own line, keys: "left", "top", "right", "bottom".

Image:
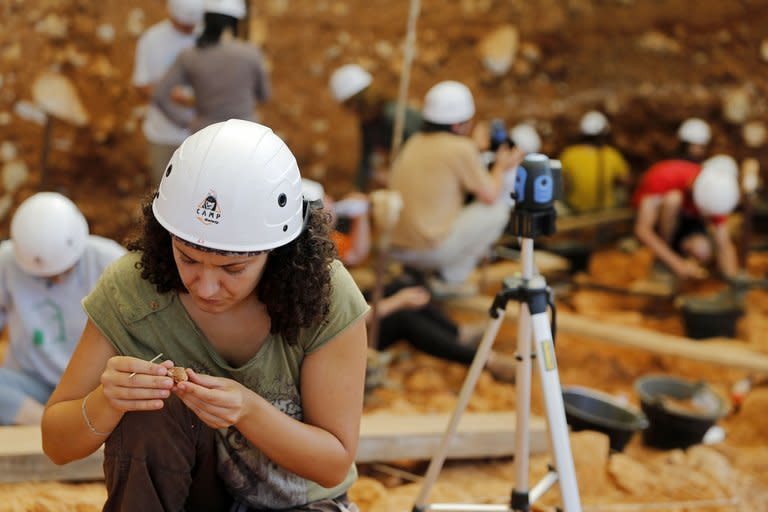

{"left": 633, "top": 155, "right": 741, "bottom": 280}
{"left": 42, "top": 120, "right": 369, "bottom": 512}
{"left": 0, "top": 192, "right": 125, "bottom": 425}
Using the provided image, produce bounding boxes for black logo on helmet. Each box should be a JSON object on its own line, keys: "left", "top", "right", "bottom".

{"left": 196, "top": 192, "right": 222, "bottom": 225}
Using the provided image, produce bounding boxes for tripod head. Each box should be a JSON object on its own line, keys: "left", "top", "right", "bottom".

{"left": 508, "top": 153, "right": 563, "bottom": 239}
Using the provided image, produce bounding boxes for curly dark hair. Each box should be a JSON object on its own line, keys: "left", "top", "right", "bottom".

{"left": 125, "top": 194, "right": 338, "bottom": 345}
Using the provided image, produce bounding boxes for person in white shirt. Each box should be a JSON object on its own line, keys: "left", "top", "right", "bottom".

{"left": 0, "top": 193, "right": 126, "bottom": 425}
{"left": 132, "top": 0, "right": 204, "bottom": 185}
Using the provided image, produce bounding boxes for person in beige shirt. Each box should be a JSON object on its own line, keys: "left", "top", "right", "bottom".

{"left": 388, "top": 81, "right": 523, "bottom": 296}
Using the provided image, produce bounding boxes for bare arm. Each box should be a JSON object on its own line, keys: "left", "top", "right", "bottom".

{"left": 711, "top": 222, "right": 739, "bottom": 277}
{"left": 174, "top": 318, "right": 368, "bottom": 487}
{"left": 365, "top": 286, "right": 430, "bottom": 322}
{"left": 151, "top": 57, "right": 195, "bottom": 129}
{"left": 475, "top": 146, "right": 525, "bottom": 204}
{"left": 42, "top": 321, "right": 175, "bottom": 464}
{"left": 634, "top": 197, "right": 688, "bottom": 275}
{"left": 341, "top": 211, "right": 372, "bottom": 267}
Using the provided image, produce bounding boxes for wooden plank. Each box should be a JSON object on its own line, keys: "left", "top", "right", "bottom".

{"left": 357, "top": 412, "right": 547, "bottom": 463}
{"left": 555, "top": 208, "right": 635, "bottom": 233}
{"left": 446, "top": 295, "right": 768, "bottom": 373}
{"left": 0, "top": 426, "right": 103, "bottom": 483}
{"left": 0, "top": 412, "right": 547, "bottom": 483}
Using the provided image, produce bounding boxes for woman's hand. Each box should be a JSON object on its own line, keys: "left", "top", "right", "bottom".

{"left": 99, "top": 356, "right": 175, "bottom": 412}
{"left": 674, "top": 259, "right": 709, "bottom": 280}
{"left": 174, "top": 369, "right": 249, "bottom": 429}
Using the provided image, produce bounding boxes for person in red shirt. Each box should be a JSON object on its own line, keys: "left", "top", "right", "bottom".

{"left": 633, "top": 155, "right": 741, "bottom": 279}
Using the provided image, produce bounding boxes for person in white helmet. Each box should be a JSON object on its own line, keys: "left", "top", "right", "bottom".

{"left": 329, "top": 64, "right": 422, "bottom": 192}
{"left": 152, "top": 0, "right": 270, "bottom": 134}
{"left": 633, "top": 154, "right": 741, "bottom": 279}
{"left": 132, "top": 0, "right": 205, "bottom": 185}
{"left": 387, "top": 80, "right": 524, "bottom": 297}
{"left": 0, "top": 193, "right": 125, "bottom": 425}
{"left": 42, "top": 120, "right": 368, "bottom": 512}
{"left": 558, "top": 110, "right": 631, "bottom": 213}
{"left": 677, "top": 117, "right": 711, "bottom": 162}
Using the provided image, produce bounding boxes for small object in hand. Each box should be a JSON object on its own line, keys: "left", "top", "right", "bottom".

{"left": 128, "top": 352, "right": 164, "bottom": 379}
{"left": 168, "top": 366, "right": 188, "bottom": 383}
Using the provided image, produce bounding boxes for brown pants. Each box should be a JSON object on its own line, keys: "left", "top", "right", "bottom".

{"left": 103, "top": 395, "right": 357, "bottom": 512}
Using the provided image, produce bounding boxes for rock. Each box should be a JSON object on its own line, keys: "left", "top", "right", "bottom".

{"left": 742, "top": 120, "right": 766, "bottom": 148}
{"left": 0, "top": 194, "right": 12, "bottom": 222}
{"left": 0, "top": 141, "right": 17, "bottom": 162}
{"left": 31, "top": 72, "right": 89, "bottom": 126}
{"left": 125, "top": 8, "right": 145, "bottom": 37}
{"left": 265, "top": 0, "right": 290, "bottom": 16}
{"left": 571, "top": 431, "right": 611, "bottom": 495}
{"left": 477, "top": 25, "right": 519, "bottom": 76}
{"left": 374, "top": 40, "right": 394, "bottom": 60}
{"left": 608, "top": 453, "right": 658, "bottom": 495}
{"left": 637, "top": 30, "right": 681, "bottom": 54}
{"left": 96, "top": 23, "right": 115, "bottom": 44}
{"left": 721, "top": 87, "right": 752, "bottom": 124}
{"left": 35, "top": 13, "right": 68, "bottom": 40}
{"left": 2, "top": 160, "right": 28, "bottom": 193}
{"left": 13, "top": 101, "right": 47, "bottom": 125}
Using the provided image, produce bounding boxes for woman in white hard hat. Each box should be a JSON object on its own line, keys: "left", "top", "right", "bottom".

{"left": 558, "top": 110, "right": 631, "bottom": 213}
{"left": 153, "top": 0, "right": 270, "bottom": 133}
{"left": 633, "top": 154, "right": 741, "bottom": 279}
{"left": 677, "top": 117, "right": 711, "bottom": 162}
{"left": 329, "top": 63, "right": 422, "bottom": 192}
{"left": 41, "top": 120, "right": 368, "bottom": 511}
{"left": 388, "top": 80, "right": 524, "bottom": 297}
{"left": 0, "top": 193, "right": 125, "bottom": 425}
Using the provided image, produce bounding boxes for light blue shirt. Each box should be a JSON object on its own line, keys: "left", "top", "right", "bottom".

{"left": 0, "top": 236, "right": 125, "bottom": 386}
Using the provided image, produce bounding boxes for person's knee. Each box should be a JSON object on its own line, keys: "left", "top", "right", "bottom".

{"left": 681, "top": 234, "right": 712, "bottom": 263}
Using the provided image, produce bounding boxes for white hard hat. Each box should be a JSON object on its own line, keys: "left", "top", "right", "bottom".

{"left": 329, "top": 64, "right": 372, "bottom": 102}
{"left": 510, "top": 123, "right": 542, "bottom": 153}
{"left": 422, "top": 81, "right": 476, "bottom": 125}
{"left": 168, "top": 0, "right": 205, "bottom": 26}
{"left": 693, "top": 161, "right": 740, "bottom": 216}
{"left": 153, "top": 119, "right": 304, "bottom": 252}
{"left": 10, "top": 192, "right": 89, "bottom": 277}
{"left": 579, "top": 111, "right": 609, "bottom": 136}
{"left": 204, "top": 0, "right": 246, "bottom": 19}
{"left": 678, "top": 118, "right": 711, "bottom": 145}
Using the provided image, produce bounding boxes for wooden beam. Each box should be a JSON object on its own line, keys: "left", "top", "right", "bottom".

{"left": 555, "top": 208, "right": 634, "bottom": 233}
{"left": 357, "top": 411, "right": 547, "bottom": 463}
{"left": 0, "top": 426, "right": 103, "bottom": 483}
{"left": 0, "top": 412, "right": 547, "bottom": 483}
{"left": 446, "top": 295, "right": 768, "bottom": 373}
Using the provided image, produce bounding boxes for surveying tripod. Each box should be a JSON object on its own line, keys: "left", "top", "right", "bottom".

{"left": 412, "top": 154, "right": 582, "bottom": 512}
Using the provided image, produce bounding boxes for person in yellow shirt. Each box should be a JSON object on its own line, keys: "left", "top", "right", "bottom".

{"left": 559, "top": 110, "right": 631, "bottom": 213}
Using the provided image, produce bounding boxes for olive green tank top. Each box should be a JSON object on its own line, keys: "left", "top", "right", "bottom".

{"left": 83, "top": 252, "right": 369, "bottom": 508}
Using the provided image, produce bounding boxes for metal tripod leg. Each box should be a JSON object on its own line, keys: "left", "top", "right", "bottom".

{"left": 412, "top": 310, "right": 506, "bottom": 510}
{"left": 412, "top": 247, "right": 582, "bottom": 511}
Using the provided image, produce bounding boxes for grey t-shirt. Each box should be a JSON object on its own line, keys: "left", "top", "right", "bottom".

{"left": 83, "top": 253, "right": 369, "bottom": 508}
{"left": 152, "top": 40, "right": 271, "bottom": 132}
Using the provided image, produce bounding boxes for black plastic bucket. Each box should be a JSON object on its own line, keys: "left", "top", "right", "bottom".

{"left": 680, "top": 294, "right": 743, "bottom": 339}
{"left": 634, "top": 374, "right": 728, "bottom": 449}
{"left": 562, "top": 386, "right": 649, "bottom": 452}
